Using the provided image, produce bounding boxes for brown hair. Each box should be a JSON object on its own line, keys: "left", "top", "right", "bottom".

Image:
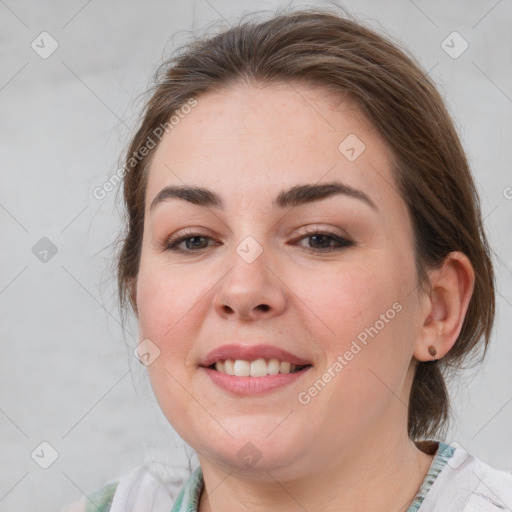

{"left": 114, "top": 6, "right": 495, "bottom": 441}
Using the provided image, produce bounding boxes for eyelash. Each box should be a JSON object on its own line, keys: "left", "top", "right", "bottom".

{"left": 164, "top": 228, "right": 354, "bottom": 253}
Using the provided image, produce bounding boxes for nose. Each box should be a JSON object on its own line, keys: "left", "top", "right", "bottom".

{"left": 213, "top": 244, "right": 287, "bottom": 321}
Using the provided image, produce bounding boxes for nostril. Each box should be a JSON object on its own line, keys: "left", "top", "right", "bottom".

{"left": 220, "top": 304, "right": 270, "bottom": 316}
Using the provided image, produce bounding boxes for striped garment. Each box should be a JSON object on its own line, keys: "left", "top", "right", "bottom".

{"left": 65, "top": 440, "right": 512, "bottom": 512}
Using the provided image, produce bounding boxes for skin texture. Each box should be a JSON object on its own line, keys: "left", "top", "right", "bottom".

{"left": 134, "top": 82, "right": 474, "bottom": 512}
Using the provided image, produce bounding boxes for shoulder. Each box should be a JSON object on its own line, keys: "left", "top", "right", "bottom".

{"left": 61, "top": 479, "right": 119, "bottom": 512}
{"left": 419, "top": 442, "right": 512, "bottom": 511}
{"left": 61, "top": 463, "right": 190, "bottom": 512}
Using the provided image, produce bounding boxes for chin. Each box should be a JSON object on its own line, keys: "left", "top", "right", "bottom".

{"left": 194, "top": 430, "right": 308, "bottom": 477}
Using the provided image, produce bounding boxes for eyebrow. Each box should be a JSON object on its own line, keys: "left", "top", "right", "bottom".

{"left": 149, "top": 181, "right": 378, "bottom": 213}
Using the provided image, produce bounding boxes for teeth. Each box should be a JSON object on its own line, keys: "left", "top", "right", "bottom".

{"left": 267, "top": 358, "right": 280, "bottom": 375}
{"left": 233, "top": 360, "right": 250, "bottom": 377}
{"left": 224, "top": 359, "right": 234, "bottom": 376}
{"left": 280, "top": 361, "right": 291, "bottom": 374}
{"left": 250, "top": 358, "right": 268, "bottom": 377}
{"left": 213, "top": 358, "right": 304, "bottom": 377}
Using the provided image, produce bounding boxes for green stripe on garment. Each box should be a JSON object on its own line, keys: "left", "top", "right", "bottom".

{"left": 84, "top": 480, "right": 119, "bottom": 512}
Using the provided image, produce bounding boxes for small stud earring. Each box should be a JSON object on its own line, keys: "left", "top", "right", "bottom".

{"left": 428, "top": 345, "right": 437, "bottom": 361}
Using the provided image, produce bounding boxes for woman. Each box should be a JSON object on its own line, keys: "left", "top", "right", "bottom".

{"left": 66, "top": 6, "right": 512, "bottom": 512}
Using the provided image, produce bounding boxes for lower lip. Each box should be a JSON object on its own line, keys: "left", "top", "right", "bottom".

{"left": 202, "top": 366, "right": 312, "bottom": 395}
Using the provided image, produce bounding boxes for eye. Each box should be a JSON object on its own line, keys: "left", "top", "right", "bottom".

{"left": 164, "top": 231, "right": 217, "bottom": 253}
{"left": 290, "top": 229, "right": 354, "bottom": 252}
{"left": 163, "top": 228, "right": 354, "bottom": 254}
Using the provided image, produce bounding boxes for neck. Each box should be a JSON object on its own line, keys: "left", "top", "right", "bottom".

{"left": 197, "top": 435, "right": 435, "bottom": 512}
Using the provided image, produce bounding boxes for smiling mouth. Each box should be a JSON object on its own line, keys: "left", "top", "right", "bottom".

{"left": 208, "top": 358, "right": 312, "bottom": 377}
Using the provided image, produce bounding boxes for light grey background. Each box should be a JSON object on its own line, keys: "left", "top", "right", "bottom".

{"left": 1, "top": 1, "right": 511, "bottom": 511}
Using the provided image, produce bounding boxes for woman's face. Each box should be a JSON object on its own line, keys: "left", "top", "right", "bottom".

{"left": 135, "top": 82, "right": 426, "bottom": 479}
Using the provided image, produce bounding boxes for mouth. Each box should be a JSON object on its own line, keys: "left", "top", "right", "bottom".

{"left": 208, "top": 358, "right": 312, "bottom": 377}
{"left": 200, "top": 345, "right": 313, "bottom": 395}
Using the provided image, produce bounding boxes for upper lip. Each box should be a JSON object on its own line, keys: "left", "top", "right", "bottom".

{"left": 200, "top": 344, "right": 313, "bottom": 368}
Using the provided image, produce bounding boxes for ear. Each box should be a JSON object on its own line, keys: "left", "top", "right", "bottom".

{"left": 413, "top": 251, "right": 475, "bottom": 362}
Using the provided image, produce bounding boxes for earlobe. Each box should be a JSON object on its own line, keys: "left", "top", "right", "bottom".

{"left": 413, "top": 252, "right": 475, "bottom": 362}
{"left": 427, "top": 344, "right": 438, "bottom": 361}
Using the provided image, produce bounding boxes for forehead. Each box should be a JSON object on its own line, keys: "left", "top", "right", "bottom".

{"left": 144, "top": 82, "right": 400, "bottom": 213}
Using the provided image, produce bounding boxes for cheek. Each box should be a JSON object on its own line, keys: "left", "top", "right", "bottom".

{"left": 135, "top": 263, "right": 203, "bottom": 409}
{"left": 135, "top": 260, "right": 207, "bottom": 437}
{"left": 136, "top": 255, "right": 205, "bottom": 339}
{"left": 299, "top": 259, "right": 399, "bottom": 337}
{"left": 302, "top": 253, "right": 417, "bottom": 382}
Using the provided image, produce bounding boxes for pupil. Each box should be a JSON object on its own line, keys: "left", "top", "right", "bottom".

{"left": 187, "top": 236, "right": 206, "bottom": 249}
{"left": 311, "top": 234, "right": 329, "bottom": 248}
